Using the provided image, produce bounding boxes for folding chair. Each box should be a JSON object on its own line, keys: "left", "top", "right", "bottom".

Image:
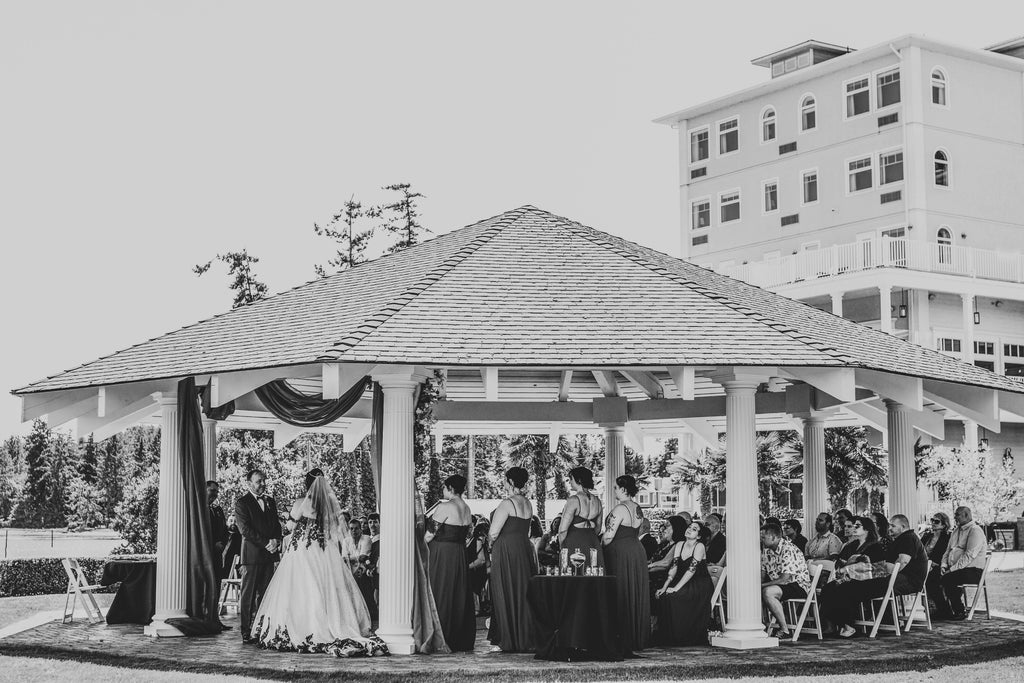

{"left": 61, "top": 558, "right": 104, "bottom": 624}
{"left": 899, "top": 565, "right": 932, "bottom": 632}
{"left": 854, "top": 564, "right": 901, "bottom": 638}
{"left": 709, "top": 566, "right": 727, "bottom": 627}
{"left": 960, "top": 552, "right": 992, "bottom": 621}
{"left": 219, "top": 557, "right": 242, "bottom": 615}
{"left": 785, "top": 563, "right": 825, "bottom": 641}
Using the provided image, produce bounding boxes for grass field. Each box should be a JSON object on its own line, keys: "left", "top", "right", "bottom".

{"left": 1, "top": 528, "right": 121, "bottom": 560}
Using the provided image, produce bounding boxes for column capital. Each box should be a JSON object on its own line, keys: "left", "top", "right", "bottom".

{"left": 708, "top": 367, "right": 775, "bottom": 390}
{"left": 883, "top": 398, "right": 909, "bottom": 412}
{"left": 156, "top": 391, "right": 178, "bottom": 407}
{"left": 600, "top": 422, "right": 626, "bottom": 432}
{"left": 371, "top": 365, "right": 432, "bottom": 388}
{"left": 593, "top": 396, "right": 628, "bottom": 426}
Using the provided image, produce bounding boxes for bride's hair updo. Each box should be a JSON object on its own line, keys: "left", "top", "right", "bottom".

{"left": 569, "top": 466, "right": 595, "bottom": 490}
{"left": 505, "top": 467, "right": 529, "bottom": 490}
{"left": 305, "top": 468, "right": 325, "bottom": 492}
{"left": 443, "top": 474, "right": 467, "bottom": 495}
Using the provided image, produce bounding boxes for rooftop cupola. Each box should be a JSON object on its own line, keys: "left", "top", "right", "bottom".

{"left": 751, "top": 40, "right": 853, "bottom": 78}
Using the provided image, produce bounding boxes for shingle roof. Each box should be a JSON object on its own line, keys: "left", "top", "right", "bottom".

{"left": 14, "top": 206, "right": 1024, "bottom": 395}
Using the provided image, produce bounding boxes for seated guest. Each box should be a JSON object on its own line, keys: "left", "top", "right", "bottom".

{"left": 704, "top": 513, "right": 726, "bottom": 573}
{"left": 638, "top": 518, "right": 659, "bottom": 560}
{"left": 921, "top": 512, "right": 951, "bottom": 611}
{"left": 467, "top": 520, "right": 490, "bottom": 615}
{"left": 537, "top": 516, "right": 561, "bottom": 567}
{"left": 820, "top": 514, "right": 928, "bottom": 637}
{"left": 870, "top": 512, "right": 891, "bottom": 555}
{"left": 648, "top": 515, "right": 687, "bottom": 608}
{"left": 760, "top": 522, "right": 811, "bottom": 638}
{"left": 805, "top": 512, "right": 843, "bottom": 562}
{"left": 783, "top": 518, "right": 807, "bottom": 554}
{"left": 834, "top": 508, "right": 854, "bottom": 543}
{"left": 678, "top": 510, "right": 693, "bottom": 527}
{"left": 835, "top": 516, "right": 884, "bottom": 568}
{"left": 932, "top": 506, "right": 987, "bottom": 620}
{"left": 764, "top": 516, "right": 782, "bottom": 529}
{"left": 653, "top": 521, "right": 713, "bottom": 646}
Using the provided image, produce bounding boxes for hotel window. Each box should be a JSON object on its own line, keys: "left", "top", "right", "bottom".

{"left": 931, "top": 69, "right": 947, "bottom": 106}
{"left": 763, "top": 180, "right": 778, "bottom": 213}
{"left": 934, "top": 150, "right": 950, "bottom": 187}
{"left": 937, "top": 337, "right": 962, "bottom": 354}
{"left": 761, "top": 107, "right": 776, "bottom": 143}
{"left": 690, "top": 127, "right": 709, "bottom": 163}
{"left": 847, "top": 156, "right": 872, "bottom": 193}
{"left": 802, "top": 170, "right": 818, "bottom": 204}
{"left": 974, "top": 341, "right": 996, "bottom": 372}
{"left": 691, "top": 198, "right": 711, "bottom": 230}
{"left": 879, "top": 150, "right": 904, "bottom": 185}
{"left": 720, "top": 190, "right": 741, "bottom": 223}
{"left": 845, "top": 76, "right": 870, "bottom": 117}
{"left": 876, "top": 68, "right": 901, "bottom": 108}
{"left": 719, "top": 118, "right": 739, "bottom": 155}
{"left": 800, "top": 95, "right": 816, "bottom": 131}
{"left": 1005, "top": 343, "right": 1024, "bottom": 378}
{"left": 937, "top": 227, "right": 953, "bottom": 265}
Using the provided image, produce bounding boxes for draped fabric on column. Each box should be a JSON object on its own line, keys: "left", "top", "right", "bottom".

{"left": 370, "top": 382, "right": 384, "bottom": 506}
{"left": 166, "top": 377, "right": 226, "bottom": 635}
{"left": 255, "top": 377, "right": 370, "bottom": 427}
{"left": 200, "top": 382, "right": 236, "bottom": 421}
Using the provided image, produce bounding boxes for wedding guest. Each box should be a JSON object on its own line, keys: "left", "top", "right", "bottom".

{"left": 356, "top": 521, "right": 373, "bottom": 558}
{"left": 870, "top": 512, "right": 891, "bottom": 555}
{"left": 653, "top": 521, "right": 713, "bottom": 646}
{"left": 206, "top": 481, "right": 230, "bottom": 602}
{"left": 234, "top": 468, "right": 283, "bottom": 642}
{"left": 834, "top": 516, "right": 884, "bottom": 568}
{"left": 760, "top": 522, "right": 811, "bottom": 638}
{"left": 427, "top": 474, "right": 475, "bottom": 652}
{"left": 537, "top": 516, "right": 561, "bottom": 567}
{"left": 764, "top": 516, "right": 782, "bottom": 529}
{"left": 783, "top": 519, "right": 808, "bottom": 554}
{"left": 805, "top": 512, "right": 843, "bottom": 562}
{"left": 921, "top": 512, "right": 951, "bottom": 612}
{"left": 467, "top": 520, "right": 490, "bottom": 615}
{"left": 357, "top": 514, "right": 380, "bottom": 620}
{"left": 223, "top": 513, "right": 242, "bottom": 578}
{"left": 704, "top": 513, "right": 726, "bottom": 568}
{"left": 558, "top": 467, "right": 604, "bottom": 569}
{"left": 487, "top": 467, "right": 535, "bottom": 653}
{"left": 648, "top": 515, "right": 688, "bottom": 611}
{"left": 934, "top": 506, "right": 987, "bottom": 620}
{"left": 602, "top": 475, "right": 651, "bottom": 653}
{"left": 678, "top": 511, "right": 693, "bottom": 527}
{"left": 835, "top": 508, "right": 854, "bottom": 543}
{"left": 638, "top": 518, "right": 659, "bottom": 560}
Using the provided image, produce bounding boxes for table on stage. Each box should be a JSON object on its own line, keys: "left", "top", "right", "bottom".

{"left": 526, "top": 574, "right": 623, "bottom": 661}
{"left": 100, "top": 558, "right": 157, "bottom": 625}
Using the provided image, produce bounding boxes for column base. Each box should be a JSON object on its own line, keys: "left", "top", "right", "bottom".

{"left": 712, "top": 631, "right": 778, "bottom": 650}
{"left": 378, "top": 631, "right": 416, "bottom": 655}
{"left": 144, "top": 618, "right": 186, "bottom": 638}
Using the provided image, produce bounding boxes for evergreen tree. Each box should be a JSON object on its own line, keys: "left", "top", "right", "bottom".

{"left": 624, "top": 446, "right": 649, "bottom": 487}
{"left": 98, "top": 433, "right": 124, "bottom": 519}
{"left": 648, "top": 437, "right": 677, "bottom": 478}
{"left": 314, "top": 196, "right": 373, "bottom": 277}
{"left": 371, "top": 183, "right": 431, "bottom": 254}
{"left": 0, "top": 436, "right": 21, "bottom": 520}
{"left": 193, "top": 249, "right": 270, "bottom": 308}
{"left": 11, "top": 420, "right": 65, "bottom": 528}
{"left": 552, "top": 436, "right": 573, "bottom": 500}
{"left": 506, "top": 434, "right": 547, "bottom": 516}
{"left": 78, "top": 433, "right": 99, "bottom": 484}
{"left": 354, "top": 440, "right": 376, "bottom": 515}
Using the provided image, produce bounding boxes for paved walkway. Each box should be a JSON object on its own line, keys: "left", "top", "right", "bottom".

{"left": 2, "top": 612, "right": 1023, "bottom": 682}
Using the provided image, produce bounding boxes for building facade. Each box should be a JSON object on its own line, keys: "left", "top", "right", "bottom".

{"left": 657, "top": 34, "right": 1024, "bottom": 459}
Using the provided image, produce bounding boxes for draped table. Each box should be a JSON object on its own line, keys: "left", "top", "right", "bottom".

{"left": 100, "top": 558, "right": 157, "bottom": 625}
{"left": 526, "top": 575, "right": 623, "bottom": 661}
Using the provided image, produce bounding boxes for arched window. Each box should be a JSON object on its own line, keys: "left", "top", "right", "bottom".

{"left": 761, "top": 107, "right": 776, "bottom": 142}
{"left": 937, "top": 227, "right": 952, "bottom": 265}
{"left": 934, "top": 150, "right": 950, "bottom": 187}
{"left": 800, "top": 95, "right": 816, "bottom": 131}
{"left": 931, "top": 69, "right": 947, "bottom": 106}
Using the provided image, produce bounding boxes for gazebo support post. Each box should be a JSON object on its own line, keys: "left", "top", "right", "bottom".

{"left": 145, "top": 392, "right": 187, "bottom": 637}
{"left": 602, "top": 424, "right": 625, "bottom": 513}
{"left": 202, "top": 418, "right": 217, "bottom": 483}
{"left": 801, "top": 415, "right": 828, "bottom": 525}
{"left": 373, "top": 367, "right": 429, "bottom": 655}
{"left": 711, "top": 372, "right": 777, "bottom": 650}
{"left": 885, "top": 399, "right": 918, "bottom": 522}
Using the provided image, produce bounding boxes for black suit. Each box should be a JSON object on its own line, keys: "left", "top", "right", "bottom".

{"left": 639, "top": 533, "right": 660, "bottom": 561}
{"left": 234, "top": 491, "right": 282, "bottom": 638}
{"left": 208, "top": 504, "right": 230, "bottom": 578}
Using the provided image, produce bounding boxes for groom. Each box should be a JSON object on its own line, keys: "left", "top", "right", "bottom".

{"left": 234, "top": 468, "right": 282, "bottom": 642}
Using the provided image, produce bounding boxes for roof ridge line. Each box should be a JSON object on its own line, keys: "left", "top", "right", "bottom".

{"left": 319, "top": 207, "right": 531, "bottom": 361}
{"left": 547, "top": 214, "right": 854, "bottom": 365}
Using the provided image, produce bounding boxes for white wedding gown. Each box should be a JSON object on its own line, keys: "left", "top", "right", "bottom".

{"left": 250, "top": 500, "right": 387, "bottom": 657}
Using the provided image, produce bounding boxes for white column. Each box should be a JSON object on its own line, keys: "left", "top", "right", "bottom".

{"left": 802, "top": 415, "right": 828, "bottom": 524}
{"left": 830, "top": 291, "right": 844, "bottom": 318}
{"left": 909, "top": 289, "right": 931, "bottom": 347}
{"left": 880, "top": 284, "right": 893, "bottom": 334}
{"left": 466, "top": 435, "right": 476, "bottom": 498}
{"left": 373, "top": 368, "right": 427, "bottom": 655}
{"left": 885, "top": 400, "right": 918, "bottom": 523}
{"left": 962, "top": 420, "right": 979, "bottom": 450}
{"left": 202, "top": 418, "right": 217, "bottom": 483}
{"left": 961, "top": 293, "right": 975, "bottom": 364}
{"left": 602, "top": 424, "right": 625, "bottom": 513}
{"left": 146, "top": 393, "right": 187, "bottom": 637}
{"left": 712, "top": 377, "right": 777, "bottom": 650}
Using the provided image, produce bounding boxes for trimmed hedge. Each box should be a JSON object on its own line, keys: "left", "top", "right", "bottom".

{"left": 0, "top": 556, "right": 151, "bottom": 598}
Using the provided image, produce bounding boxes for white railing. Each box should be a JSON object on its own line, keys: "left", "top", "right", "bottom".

{"left": 719, "top": 237, "right": 1024, "bottom": 288}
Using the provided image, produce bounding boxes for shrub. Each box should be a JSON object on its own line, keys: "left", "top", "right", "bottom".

{"left": 111, "top": 466, "right": 158, "bottom": 554}
{"left": 0, "top": 557, "right": 118, "bottom": 597}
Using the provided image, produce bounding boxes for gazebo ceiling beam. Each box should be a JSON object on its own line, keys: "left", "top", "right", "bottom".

{"left": 667, "top": 366, "right": 695, "bottom": 401}
{"left": 99, "top": 382, "right": 175, "bottom": 417}
{"left": 1001, "top": 390, "right": 1024, "bottom": 420}
{"left": 21, "top": 385, "right": 106, "bottom": 423}
{"left": 481, "top": 368, "right": 499, "bottom": 400}
{"left": 778, "top": 367, "right": 855, "bottom": 402}
{"left": 42, "top": 394, "right": 98, "bottom": 429}
{"left": 923, "top": 380, "right": 1000, "bottom": 432}
{"left": 621, "top": 371, "right": 665, "bottom": 399}
{"left": 557, "top": 370, "right": 573, "bottom": 402}
{"left": 79, "top": 394, "right": 161, "bottom": 441}
{"left": 273, "top": 424, "right": 308, "bottom": 449}
{"left": 592, "top": 371, "right": 620, "bottom": 397}
{"left": 208, "top": 364, "right": 320, "bottom": 407}
{"left": 679, "top": 418, "right": 720, "bottom": 448}
{"left": 863, "top": 399, "right": 946, "bottom": 439}
{"left": 855, "top": 369, "right": 923, "bottom": 411}
{"left": 321, "top": 363, "right": 374, "bottom": 400}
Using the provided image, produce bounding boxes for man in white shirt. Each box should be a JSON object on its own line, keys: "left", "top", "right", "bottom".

{"left": 932, "top": 506, "right": 987, "bottom": 620}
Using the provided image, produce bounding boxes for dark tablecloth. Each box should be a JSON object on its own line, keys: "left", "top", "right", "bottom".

{"left": 100, "top": 559, "right": 157, "bottom": 625}
{"left": 527, "top": 575, "right": 623, "bottom": 661}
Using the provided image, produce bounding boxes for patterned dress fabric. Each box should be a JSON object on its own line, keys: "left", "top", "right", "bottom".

{"left": 428, "top": 522, "right": 475, "bottom": 651}
{"left": 487, "top": 515, "right": 535, "bottom": 652}
{"left": 653, "top": 556, "right": 713, "bottom": 646}
{"left": 604, "top": 519, "right": 651, "bottom": 652}
{"left": 251, "top": 516, "right": 387, "bottom": 657}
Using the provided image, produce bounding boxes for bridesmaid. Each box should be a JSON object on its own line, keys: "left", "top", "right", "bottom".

{"left": 557, "top": 466, "right": 604, "bottom": 569}
{"left": 601, "top": 474, "right": 651, "bottom": 653}
{"left": 427, "top": 474, "right": 475, "bottom": 652}
{"left": 487, "top": 467, "right": 536, "bottom": 653}
{"left": 653, "top": 520, "right": 713, "bottom": 646}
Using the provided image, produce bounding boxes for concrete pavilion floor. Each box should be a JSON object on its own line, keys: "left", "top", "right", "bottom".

{"left": 2, "top": 612, "right": 1024, "bottom": 682}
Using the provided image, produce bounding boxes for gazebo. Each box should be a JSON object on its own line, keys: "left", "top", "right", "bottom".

{"left": 13, "top": 206, "right": 1024, "bottom": 652}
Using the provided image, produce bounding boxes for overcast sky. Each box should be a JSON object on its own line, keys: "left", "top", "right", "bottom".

{"left": 2, "top": 1, "right": 1021, "bottom": 439}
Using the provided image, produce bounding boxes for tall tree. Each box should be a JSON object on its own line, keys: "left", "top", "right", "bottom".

{"left": 10, "top": 420, "right": 65, "bottom": 528}
{"left": 78, "top": 433, "right": 99, "bottom": 484}
{"left": 98, "top": 433, "right": 124, "bottom": 519}
{"left": 647, "top": 437, "right": 677, "bottom": 478}
{"left": 820, "top": 427, "right": 887, "bottom": 511}
{"left": 506, "top": 434, "right": 547, "bottom": 518}
{"left": 194, "top": 249, "right": 270, "bottom": 308}
{"left": 371, "top": 183, "right": 431, "bottom": 254}
{"left": 314, "top": 196, "right": 373, "bottom": 277}
{"left": 0, "top": 436, "right": 21, "bottom": 520}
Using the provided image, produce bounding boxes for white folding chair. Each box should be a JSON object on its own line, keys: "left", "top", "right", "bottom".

{"left": 899, "top": 565, "right": 932, "bottom": 632}
{"left": 709, "top": 566, "right": 727, "bottom": 627}
{"left": 960, "top": 552, "right": 992, "bottom": 621}
{"left": 61, "top": 558, "right": 104, "bottom": 625}
{"left": 219, "top": 557, "right": 242, "bottom": 615}
{"left": 785, "top": 563, "right": 825, "bottom": 641}
{"left": 854, "top": 564, "right": 902, "bottom": 638}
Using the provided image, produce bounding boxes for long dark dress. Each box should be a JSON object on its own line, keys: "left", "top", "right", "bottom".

{"left": 562, "top": 503, "right": 604, "bottom": 569}
{"left": 604, "top": 518, "right": 651, "bottom": 652}
{"left": 654, "top": 556, "right": 712, "bottom": 646}
{"left": 487, "top": 516, "right": 535, "bottom": 652}
{"left": 428, "top": 523, "right": 475, "bottom": 652}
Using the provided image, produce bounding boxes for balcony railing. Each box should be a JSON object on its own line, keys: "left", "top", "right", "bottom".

{"left": 718, "top": 237, "right": 1024, "bottom": 288}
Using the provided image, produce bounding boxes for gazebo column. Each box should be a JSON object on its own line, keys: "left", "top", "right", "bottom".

{"left": 802, "top": 415, "right": 829, "bottom": 523}
{"left": 202, "top": 418, "right": 217, "bottom": 483}
{"left": 885, "top": 399, "right": 917, "bottom": 521}
{"left": 373, "top": 367, "right": 429, "bottom": 655}
{"left": 711, "top": 372, "right": 777, "bottom": 650}
{"left": 145, "top": 393, "right": 187, "bottom": 637}
{"left": 602, "top": 423, "right": 625, "bottom": 513}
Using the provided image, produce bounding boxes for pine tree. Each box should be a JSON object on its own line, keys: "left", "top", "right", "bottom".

{"left": 314, "top": 196, "right": 373, "bottom": 277}
{"left": 193, "top": 249, "right": 270, "bottom": 308}
{"left": 354, "top": 440, "right": 376, "bottom": 515}
{"left": 79, "top": 434, "right": 99, "bottom": 484}
{"left": 99, "top": 433, "right": 124, "bottom": 519}
{"left": 647, "top": 437, "right": 677, "bottom": 478}
{"left": 371, "top": 183, "right": 431, "bottom": 254}
{"left": 0, "top": 436, "right": 20, "bottom": 520}
{"left": 11, "top": 420, "right": 65, "bottom": 528}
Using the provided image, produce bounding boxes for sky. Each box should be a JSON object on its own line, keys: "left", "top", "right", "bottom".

{"left": 2, "top": 0, "right": 1022, "bottom": 440}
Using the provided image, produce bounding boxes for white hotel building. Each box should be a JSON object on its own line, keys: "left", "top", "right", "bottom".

{"left": 657, "top": 34, "right": 1024, "bottom": 459}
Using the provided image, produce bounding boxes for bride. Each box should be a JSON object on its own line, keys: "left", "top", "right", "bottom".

{"left": 250, "top": 468, "right": 388, "bottom": 657}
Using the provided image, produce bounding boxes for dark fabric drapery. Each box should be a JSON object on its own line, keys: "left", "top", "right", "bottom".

{"left": 200, "top": 381, "right": 236, "bottom": 421}
{"left": 370, "top": 382, "right": 383, "bottom": 508}
{"left": 166, "top": 377, "right": 226, "bottom": 635}
{"left": 254, "top": 376, "right": 369, "bottom": 427}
